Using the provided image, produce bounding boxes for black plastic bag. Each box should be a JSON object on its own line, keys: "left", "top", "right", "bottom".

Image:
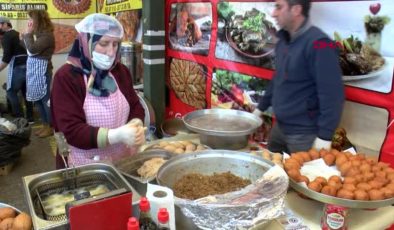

{"left": 0, "top": 118, "right": 31, "bottom": 166}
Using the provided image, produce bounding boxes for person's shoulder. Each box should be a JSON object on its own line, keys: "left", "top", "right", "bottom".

{"left": 112, "top": 62, "right": 130, "bottom": 76}
{"left": 54, "top": 63, "right": 76, "bottom": 78}
{"left": 3, "top": 30, "right": 17, "bottom": 39}
{"left": 307, "top": 26, "right": 330, "bottom": 40}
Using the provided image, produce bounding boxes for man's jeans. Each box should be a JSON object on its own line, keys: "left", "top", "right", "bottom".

{"left": 267, "top": 124, "right": 316, "bottom": 154}
{"left": 6, "top": 65, "right": 34, "bottom": 120}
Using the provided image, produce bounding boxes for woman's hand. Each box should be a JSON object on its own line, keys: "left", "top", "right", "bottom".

{"left": 25, "top": 19, "right": 34, "bottom": 34}
{"left": 107, "top": 123, "right": 146, "bottom": 147}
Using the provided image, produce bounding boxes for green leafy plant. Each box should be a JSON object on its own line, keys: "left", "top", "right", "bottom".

{"left": 364, "top": 15, "right": 390, "bottom": 33}
{"left": 242, "top": 12, "right": 265, "bottom": 33}
{"left": 217, "top": 2, "right": 235, "bottom": 21}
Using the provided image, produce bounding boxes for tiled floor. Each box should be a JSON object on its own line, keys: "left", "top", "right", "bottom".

{"left": 0, "top": 123, "right": 55, "bottom": 213}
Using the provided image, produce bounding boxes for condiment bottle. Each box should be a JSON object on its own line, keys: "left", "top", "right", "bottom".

{"left": 127, "top": 217, "right": 139, "bottom": 230}
{"left": 139, "top": 197, "right": 158, "bottom": 230}
{"left": 157, "top": 208, "right": 170, "bottom": 230}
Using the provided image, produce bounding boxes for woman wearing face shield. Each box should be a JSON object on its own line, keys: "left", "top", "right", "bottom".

{"left": 51, "top": 14, "right": 145, "bottom": 168}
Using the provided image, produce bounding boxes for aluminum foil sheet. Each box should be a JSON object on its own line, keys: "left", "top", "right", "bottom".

{"left": 175, "top": 165, "right": 289, "bottom": 230}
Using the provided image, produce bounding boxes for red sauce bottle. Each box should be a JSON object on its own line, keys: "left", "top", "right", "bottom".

{"left": 139, "top": 197, "right": 158, "bottom": 230}
{"left": 127, "top": 217, "right": 139, "bottom": 230}
{"left": 157, "top": 208, "right": 170, "bottom": 230}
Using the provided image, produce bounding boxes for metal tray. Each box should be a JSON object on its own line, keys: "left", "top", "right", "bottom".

{"left": 113, "top": 150, "right": 173, "bottom": 195}
{"left": 0, "top": 203, "right": 21, "bottom": 214}
{"left": 289, "top": 178, "right": 394, "bottom": 209}
{"left": 183, "top": 109, "right": 262, "bottom": 136}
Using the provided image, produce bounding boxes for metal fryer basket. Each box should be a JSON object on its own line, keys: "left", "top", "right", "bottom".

{"left": 33, "top": 172, "right": 118, "bottom": 221}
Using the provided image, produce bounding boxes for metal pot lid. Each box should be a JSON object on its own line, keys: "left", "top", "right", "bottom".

{"left": 183, "top": 109, "right": 262, "bottom": 136}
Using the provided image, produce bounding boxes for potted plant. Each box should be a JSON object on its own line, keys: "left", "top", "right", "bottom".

{"left": 364, "top": 3, "right": 390, "bottom": 52}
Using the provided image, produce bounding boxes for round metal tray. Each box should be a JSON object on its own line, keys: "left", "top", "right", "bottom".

{"left": 289, "top": 178, "right": 394, "bottom": 209}
{"left": 0, "top": 202, "right": 21, "bottom": 214}
{"left": 183, "top": 109, "right": 262, "bottom": 136}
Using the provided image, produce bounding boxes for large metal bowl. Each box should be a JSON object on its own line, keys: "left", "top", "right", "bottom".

{"left": 183, "top": 109, "right": 262, "bottom": 149}
{"left": 156, "top": 150, "right": 287, "bottom": 229}
{"left": 157, "top": 150, "right": 273, "bottom": 188}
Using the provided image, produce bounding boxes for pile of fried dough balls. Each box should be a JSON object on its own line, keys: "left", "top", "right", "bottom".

{"left": 284, "top": 148, "right": 394, "bottom": 201}
{"left": 251, "top": 150, "right": 283, "bottom": 167}
{"left": 0, "top": 207, "right": 32, "bottom": 230}
{"left": 148, "top": 140, "right": 207, "bottom": 154}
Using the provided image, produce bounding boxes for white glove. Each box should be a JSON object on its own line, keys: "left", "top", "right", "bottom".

{"left": 312, "top": 137, "right": 332, "bottom": 151}
{"left": 252, "top": 109, "right": 264, "bottom": 117}
{"left": 128, "top": 118, "right": 143, "bottom": 127}
{"left": 108, "top": 124, "right": 145, "bottom": 146}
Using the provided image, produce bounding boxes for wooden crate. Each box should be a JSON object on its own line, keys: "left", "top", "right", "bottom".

{"left": 0, "top": 163, "right": 14, "bottom": 176}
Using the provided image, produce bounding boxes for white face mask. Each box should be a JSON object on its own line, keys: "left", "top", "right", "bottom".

{"left": 92, "top": 51, "right": 116, "bottom": 70}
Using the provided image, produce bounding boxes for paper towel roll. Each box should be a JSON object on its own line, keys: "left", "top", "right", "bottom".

{"left": 146, "top": 183, "right": 176, "bottom": 230}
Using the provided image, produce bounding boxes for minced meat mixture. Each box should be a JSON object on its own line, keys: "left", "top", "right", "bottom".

{"left": 173, "top": 171, "right": 251, "bottom": 200}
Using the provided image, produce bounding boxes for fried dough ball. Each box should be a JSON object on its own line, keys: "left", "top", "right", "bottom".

{"left": 343, "top": 177, "right": 357, "bottom": 185}
{"left": 297, "top": 175, "right": 310, "bottom": 184}
{"left": 327, "top": 180, "right": 342, "bottom": 190}
{"left": 346, "top": 168, "right": 360, "bottom": 177}
{"left": 363, "top": 172, "right": 375, "bottom": 182}
{"left": 321, "top": 185, "right": 337, "bottom": 196}
{"left": 387, "top": 173, "right": 394, "bottom": 181}
{"left": 319, "top": 148, "right": 329, "bottom": 158}
{"left": 375, "top": 171, "right": 387, "bottom": 179}
{"left": 354, "top": 190, "right": 369, "bottom": 200}
{"left": 342, "top": 183, "right": 356, "bottom": 192}
{"left": 337, "top": 189, "right": 354, "bottom": 200}
{"left": 308, "top": 181, "right": 322, "bottom": 192}
{"left": 285, "top": 158, "right": 301, "bottom": 168}
{"left": 335, "top": 154, "right": 348, "bottom": 167}
{"left": 284, "top": 161, "right": 301, "bottom": 171}
{"left": 338, "top": 162, "right": 352, "bottom": 176}
{"left": 368, "top": 180, "right": 384, "bottom": 190}
{"left": 359, "top": 163, "right": 371, "bottom": 173}
{"left": 299, "top": 152, "right": 311, "bottom": 162}
{"left": 351, "top": 160, "right": 362, "bottom": 167}
{"left": 174, "top": 148, "right": 185, "bottom": 154}
{"left": 272, "top": 153, "right": 283, "bottom": 161}
{"left": 292, "top": 154, "right": 304, "bottom": 165}
{"left": 356, "top": 153, "right": 366, "bottom": 161}
{"left": 385, "top": 183, "right": 394, "bottom": 191}
{"left": 357, "top": 182, "right": 372, "bottom": 191}
{"left": 308, "top": 148, "right": 320, "bottom": 160}
{"left": 314, "top": 176, "right": 328, "bottom": 186}
{"left": 328, "top": 175, "right": 342, "bottom": 184}
{"left": 374, "top": 176, "right": 389, "bottom": 185}
{"left": 365, "top": 157, "right": 377, "bottom": 165}
{"left": 368, "top": 189, "right": 384, "bottom": 200}
{"left": 380, "top": 187, "right": 394, "bottom": 199}
{"left": 330, "top": 149, "right": 340, "bottom": 156}
{"left": 385, "top": 168, "right": 394, "bottom": 174}
{"left": 355, "top": 174, "right": 365, "bottom": 183}
{"left": 377, "top": 162, "right": 389, "bottom": 169}
{"left": 272, "top": 159, "right": 283, "bottom": 167}
{"left": 262, "top": 151, "right": 271, "bottom": 160}
{"left": 287, "top": 169, "right": 301, "bottom": 181}
{"left": 371, "top": 165, "right": 382, "bottom": 173}
{"left": 323, "top": 153, "right": 336, "bottom": 166}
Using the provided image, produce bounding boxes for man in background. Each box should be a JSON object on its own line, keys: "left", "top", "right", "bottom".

{"left": 0, "top": 16, "right": 33, "bottom": 122}
{"left": 253, "top": 0, "right": 344, "bottom": 153}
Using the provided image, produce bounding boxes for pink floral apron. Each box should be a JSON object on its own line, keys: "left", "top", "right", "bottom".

{"left": 69, "top": 74, "right": 133, "bottom": 166}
